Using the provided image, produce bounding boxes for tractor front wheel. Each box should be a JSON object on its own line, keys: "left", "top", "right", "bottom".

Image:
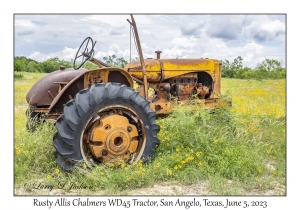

{"left": 53, "top": 83, "right": 160, "bottom": 170}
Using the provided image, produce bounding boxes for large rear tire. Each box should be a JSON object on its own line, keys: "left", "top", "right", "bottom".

{"left": 53, "top": 83, "right": 160, "bottom": 171}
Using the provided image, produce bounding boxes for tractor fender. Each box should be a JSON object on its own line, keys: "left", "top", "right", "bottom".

{"left": 26, "top": 68, "right": 88, "bottom": 107}
{"left": 49, "top": 68, "right": 134, "bottom": 114}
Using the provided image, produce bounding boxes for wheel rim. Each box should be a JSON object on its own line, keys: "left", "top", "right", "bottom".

{"left": 80, "top": 105, "right": 146, "bottom": 168}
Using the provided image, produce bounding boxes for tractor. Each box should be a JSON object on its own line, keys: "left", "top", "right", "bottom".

{"left": 26, "top": 15, "right": 230, "bottom": 170}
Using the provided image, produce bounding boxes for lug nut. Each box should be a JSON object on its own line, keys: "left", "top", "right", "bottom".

{"left": 102, "top": 150, "right": 108, "bottom": 156}
{"left": 127, "top": 126, "right": 132, "bottom": 132}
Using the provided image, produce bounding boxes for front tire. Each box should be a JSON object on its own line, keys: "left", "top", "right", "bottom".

{"left": 53, "top": 83, "right": 160, "bottom": 171}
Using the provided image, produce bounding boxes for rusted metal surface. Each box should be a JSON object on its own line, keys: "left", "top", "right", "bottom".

{"left": 125, "top": 59, "right": 162, "bottom": 82}
{"left": 89, "top": 57, "right": 111, "bottom": 68}
{"left": 48, "top": 74, "right": 85, "bottom": 114}
{"left": 77, "top": 105, "right": 147, "bottom": 165}
{"left": 168, "top": 73, "right": 211, "bottom": 100}
{"left": 44, "top": 114, "right": 61, "bottom": 120}
{"left": 48, "top": 68, "right": 133, "bottom": 114}
{"left": 155, "top": 51, "right": 162, "bottom": 59}
{"left": 108, "top": 71, "right": 131, "bottom": 87}
{"left": 127, "top": 15, "right": 149, "bottom": 99}
{"left": 54, "top": 81, "right": 68, "bottom": 92}
{"left": 193, "top": 84, "right": 210, "bottom": 99}
{"left": 124, "top": 58, "right": 217, "bottom": 82}
{"left": 150, "top": 101, "right": 173, "bottom": 114}
{"left": 132, "top": 75, "right": 144, "bottom": 85}
{"left": 87, "top": 114, "right": 139, "bottom": 163}
{"left": 124, "top": 58, "right": 221, "bottom": 102}
{"left": 26, "top": 68, "right": 87, "bottom": 106}
{"left": 29, "top": 107, "right": 49, "bottom": 113}
{"left": 83, "top": 68, "right": 133, "bottom": 89}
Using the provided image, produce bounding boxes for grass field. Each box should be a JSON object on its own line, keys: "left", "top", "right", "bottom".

{"left": 14, "top": 72, "right": 286, "bottom": 195}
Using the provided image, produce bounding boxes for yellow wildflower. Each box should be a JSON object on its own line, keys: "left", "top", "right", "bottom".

{"left": 47, "top": 175, "right": 51, "bottom": 179}
{"left": 167, "top": 168, "right": 172, "bottom": 176}
{"left": 197, "top": 162, "right": 203, "bottom": 167}
{"left": 55, "top": 169, "right": 60, "bottom": 174}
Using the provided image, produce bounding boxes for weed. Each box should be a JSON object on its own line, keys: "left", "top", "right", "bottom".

{"left": 14, "top": 73, "right": 24, "bottom": 79}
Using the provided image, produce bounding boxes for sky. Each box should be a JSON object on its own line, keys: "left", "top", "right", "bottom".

{"left": 14, "top": 14, "right": 286, "bottom": 68}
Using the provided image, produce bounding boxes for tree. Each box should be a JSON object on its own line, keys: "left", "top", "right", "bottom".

{"left": 256, "top": 58, "right": 283, "bottom": 72}
{"left": 103, "top": 54, "right": 128, "bottom": 68}
{"left": 116, "top": 57, "right": 128, "bottom": 68}
{"left": 254, "top": 58, "right": 286, "bottom": 79}
{"left": 221, "top": 56, "right": 243, "bottom": 78}
{"left": 14, "top": 59, "right": 26, "bottom": 72}
{"left": 231, "top": 56, "right": 243, "bottom": 71}
{"left": 14, "top": 57, "right": 27, "bottom": 72}
{"left": 41, "top": 59, "right": 57, "bottom": 73}
{"left": 234, "top": 67, "right": 253, "bottom": 79}
{"left": 82, "top": 62, "right": 99, "bottom": 70}
{"left": 27, "top": 61, "right": 41, "bottom": 72}
{"left": 40, "top": 57, "right": 73, "bottom": 73}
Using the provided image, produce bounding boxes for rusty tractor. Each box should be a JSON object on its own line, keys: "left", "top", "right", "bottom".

{"left": 26, "top": 15, "right": 230, "bottom": 170}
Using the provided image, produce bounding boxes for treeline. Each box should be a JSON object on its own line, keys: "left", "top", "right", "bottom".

{"left": 221, "top": 56, "right": 286, "bottom": 80}
{"left": 14, "top": 55, "right": 285, "bottom": 80}
{"left": 14, "top": 55, "right": 128, "bottom": 73}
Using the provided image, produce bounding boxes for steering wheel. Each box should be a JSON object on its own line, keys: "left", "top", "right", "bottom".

{"left": 73, "top": 37, "right": 95, "bottom": 70}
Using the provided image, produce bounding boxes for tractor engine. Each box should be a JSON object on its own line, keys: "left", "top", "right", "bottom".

{"left": 124, "top": 54, "right": 220, "bottom": 104}
{"left": 168, "top": 73, "right": 211, "bottom": 100}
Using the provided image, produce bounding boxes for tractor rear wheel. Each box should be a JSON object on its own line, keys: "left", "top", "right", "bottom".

{"left": 53, "top": 83, "right": 160, "bottom": 171}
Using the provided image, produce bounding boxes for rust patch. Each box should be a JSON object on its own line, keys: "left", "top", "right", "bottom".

{"left": 26, "top": 68, "right": 87, "bottom": 106}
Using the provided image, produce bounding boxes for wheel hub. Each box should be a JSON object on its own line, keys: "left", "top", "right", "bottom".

{"left": 86, "top": 114, "right": 139, "bottom": 164}
{"left": 105, "top": 128, "right": 131, "bottom": 155}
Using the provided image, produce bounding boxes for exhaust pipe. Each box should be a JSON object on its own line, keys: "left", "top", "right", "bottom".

{"left": 155, "top": 50, "right": 162, "bottom": 59}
